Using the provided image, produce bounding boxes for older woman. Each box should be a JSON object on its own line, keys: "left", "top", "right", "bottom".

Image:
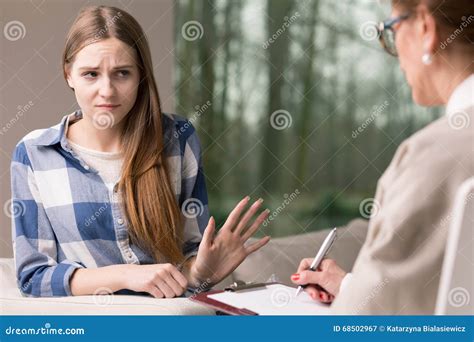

{"left": 291, "top": 0, "right": 473, "bottom": 314}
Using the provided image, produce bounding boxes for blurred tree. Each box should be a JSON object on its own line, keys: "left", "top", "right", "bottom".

{"left": 173, "top": 0, "right": 442, "bottom": 236}
{"left": 260, "top": 0, "right": 295, "bottom": 193}
{"left": 294, "top": 0, "right": 320, "bottom": 186}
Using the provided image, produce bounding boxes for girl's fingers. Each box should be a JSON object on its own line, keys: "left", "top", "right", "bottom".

{"left": 201, "top": 216, "right": 216, "bottom": 248}
{"left": 233, "top": 199, "right": 263, "bottom": 235}
{"left": 241, "top": 209, "right": 270, "bottom": 241}
{"left": 244, "top": 236, "right": 270, "bottom": 255}
{"left": 155, "top": 279, "right": 176, "bottom": 298}
{"left": 170, "top": 268, "right": 189, "bottom": 289}
{"left": 222, "top": 197, "right": 250, "bottom": 231}
{"left": 147, "top": 285, "right": 164, "bottom": 298}
{"left": 163, "top": 273, "right": 186, "bottom": 296}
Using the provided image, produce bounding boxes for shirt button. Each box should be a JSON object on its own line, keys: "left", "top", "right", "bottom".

{"left": 117, "top": 218, "right": 124, "bottom": 225}
{"left": 83, "top": 164, "right": 90, "bottom": 170}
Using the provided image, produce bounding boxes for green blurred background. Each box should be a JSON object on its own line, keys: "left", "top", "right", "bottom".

{"left": 172, "top": 0, "right": 442, "bottom": 237}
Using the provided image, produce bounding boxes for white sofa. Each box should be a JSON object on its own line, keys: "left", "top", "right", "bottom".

{"left": 0, "top": 219, "right": 368, "bottom": 315}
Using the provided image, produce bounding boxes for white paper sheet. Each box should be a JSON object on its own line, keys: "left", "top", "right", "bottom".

{"left": 208, "top": 284, "right": 331, "bottom": 315}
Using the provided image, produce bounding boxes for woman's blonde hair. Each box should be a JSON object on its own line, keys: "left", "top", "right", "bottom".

{"left": 62, "top": 6, "right": 184, "bottom": 264}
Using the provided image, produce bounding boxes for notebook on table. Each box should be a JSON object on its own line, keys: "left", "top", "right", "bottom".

{"left": 190, "top": 281, "right": 331, "bottom": 315}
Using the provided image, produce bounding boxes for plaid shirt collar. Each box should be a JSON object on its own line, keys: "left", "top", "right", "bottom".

{"left": 32, "top": 110, "right": 180, "bottom": 147}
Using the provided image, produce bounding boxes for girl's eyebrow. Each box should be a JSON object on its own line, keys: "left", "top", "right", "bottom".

{"left": 77, "top": 65, "right": 135, "bottom": 70}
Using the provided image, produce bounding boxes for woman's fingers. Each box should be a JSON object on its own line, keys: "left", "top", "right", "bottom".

{"left": 304, "top": 285, "right": 322, "bottom": 301}
{"left": 300, "top": 284, "right": 333, "bottom": 303}
{"left": 233, "top": 198, "right": 263, "bottom": 235}
{"left": 319, "top": 291, "right": 334, "bottom": 303}
{"left": 319, "top": 258, "right": 336, "bottom": 271}
{"left": 241, "top": 209, "right": 270, "bottom": 241}
{"left": 292, "top": 269, "right": 324, "bottom": 286}
{"left": 244, "top": 235, "right": 270, "bottom": 255}
{"left": 297, "top": 258, "right": 314, "bottom": 273}
{"left": 222, "top": 196, "right": 250, "bottom": 231}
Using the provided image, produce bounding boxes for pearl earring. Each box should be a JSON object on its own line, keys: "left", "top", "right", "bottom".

{"left": 422, "top": 53, "right": 432, "bottom": 65}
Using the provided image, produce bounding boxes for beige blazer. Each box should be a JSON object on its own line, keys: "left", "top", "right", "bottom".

{"left": 331, "top": 102, "right": 474, "bottom": 314}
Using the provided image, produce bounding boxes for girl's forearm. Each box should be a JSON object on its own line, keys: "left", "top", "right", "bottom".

{"left": 70, "top": 264, "right": 131, "bottom": 296}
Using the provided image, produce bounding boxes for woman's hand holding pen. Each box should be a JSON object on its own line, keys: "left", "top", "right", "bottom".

{"left": 290, "top": 258, "right": 346, "bottom": 303}
{"left": 185, "top": 196, "right": 271, "bottom": 287}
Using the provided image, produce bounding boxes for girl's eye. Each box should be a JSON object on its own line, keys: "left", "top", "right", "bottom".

{"left": 82, "top": 71, "right": 98, "bottom": 78}
{"left": 117, "top": 70, "right": 130, "bottom": 77}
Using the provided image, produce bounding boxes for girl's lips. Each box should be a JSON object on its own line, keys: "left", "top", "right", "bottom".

{"left": 96, "top": 105, "right": 120, "bottom": 109}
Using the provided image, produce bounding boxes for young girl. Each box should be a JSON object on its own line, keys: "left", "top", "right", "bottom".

{"left": 10, "top": 5, "right": 270, "bottom": 298}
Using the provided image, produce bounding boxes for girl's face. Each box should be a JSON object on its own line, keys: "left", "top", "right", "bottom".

{"left": 66, "top": 37, "right": 140, "bottom": 129}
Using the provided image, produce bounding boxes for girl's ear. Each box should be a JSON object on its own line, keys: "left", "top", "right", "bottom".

{"left": 65, "top": 68, "right": 74, "bottom": 90}
{"left": 66, "top": 75, "right": 74, "bottom": 89}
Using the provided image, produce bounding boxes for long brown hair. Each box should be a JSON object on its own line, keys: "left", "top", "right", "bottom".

{"left": 62, "top": 6, "right": 184, "bottom": 264}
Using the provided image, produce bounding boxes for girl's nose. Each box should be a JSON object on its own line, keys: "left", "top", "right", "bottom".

{"left": 98, "top": 77, "right": 115, "bottom": 97}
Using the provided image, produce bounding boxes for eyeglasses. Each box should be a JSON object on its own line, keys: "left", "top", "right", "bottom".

{"left": 376, "top": 14, "right": 410, "bottom": 56}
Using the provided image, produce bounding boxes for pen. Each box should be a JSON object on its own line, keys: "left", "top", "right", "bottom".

{"left": 295, "top": 227, "right": 338, "bottom": 297}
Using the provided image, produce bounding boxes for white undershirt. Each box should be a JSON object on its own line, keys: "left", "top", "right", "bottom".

{"left": 68, "top": 139, "right": 123, "bottom": 191}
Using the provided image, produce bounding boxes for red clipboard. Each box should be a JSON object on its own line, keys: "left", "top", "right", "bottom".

{"left": 189, "top": 281, "right": 279, "bottom": 316}
{"left": 190, "top": 289, "right": 258, "bottom": 315}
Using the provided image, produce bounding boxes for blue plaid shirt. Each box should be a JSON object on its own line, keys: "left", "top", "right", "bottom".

{"left": 10, "top": 111, "right": 209, "bottom": 297}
